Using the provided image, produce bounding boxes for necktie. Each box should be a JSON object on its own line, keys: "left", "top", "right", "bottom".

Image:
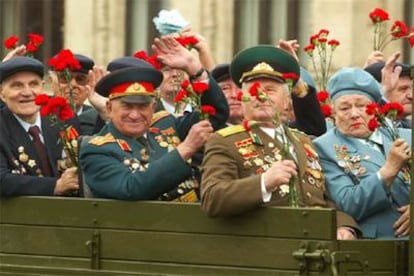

{"left": 28, "top": 126, "right": 52, "bottom": 176}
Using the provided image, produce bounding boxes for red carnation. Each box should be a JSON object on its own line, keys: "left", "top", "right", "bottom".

{"left": 365, "top": 102, "right": 379, "bottom": 115}
{"left": 133, "top": 50, "right": 148, "bottom": 60}
{"left": 390, "top": 20, "right": 409, "bottom": 38}
{"left": 320, "top": 104, "right": 332, "bottom": 118}
{"left": 26, "top": 42, "right": 38, "bottom": 53}
{"left": 201, "top": 105, "right": 216, "bottom": 116}
{"left": 380, "top": 102, "right": 404, "bottom": 118}
{"left": 249, "top": 82, "right": 261, "bottom": 98}
{"left": 318, "top": 38, "right": 327, "bottom": 43}
{"left": 34, "top": 94, "right": 50, "bottom": 106}
{"left": 181, "top": 79, "right": 191, "bottom": 90}
{"left": 369, "top": 8, "right": 389, "bottom": 23}
{"left": 174, "top": 89, "right": 188, "bottom": 102}
{"left": 368, "top": 118, "right": 380, "bottom": 131}
{"left": 318, "top": 29, "right": 330, "bottom": 37}
{"left": 58, "top": 105, "right": 75, "bottom": 121}
{"left": 304, "top": 44, "right": 315, "bottom": 52}
{"left": 317, "top": 91, "right": 329, "bottom": 102}
{"left": 408, "top": 28, "right": 414, "bottom": 47}
{"left": 310, "top": 34, "right": 319, "bottom": 45}
{"left": 4, "top": 35, "right": 19, "bottom": 49}
{"left": 236, "top": 91, "right": 244, "bottom": 102}
{"left": 27, "top": 33, "right": 44, "bottom": 47}
{"left": 49, "top": 49, "right": 81, "bottom": 72}
{"left": 192, "top": 82, "right": 209, "bottom": 94}
{"left": 282, "top": 73, "right": 299, "bottom": 81}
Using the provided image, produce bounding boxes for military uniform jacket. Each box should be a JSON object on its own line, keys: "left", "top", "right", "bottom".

{"left": 201, "top": 124, "right": 358, "bottom": 231}
{"left": 313, "top": 127, "right": 411, "bottom": 239}
{"left": 79, "top": 77, "right": 229, "bottom": 201}
{"left": 0, "top": 107, "right": 62, "bottom": 196}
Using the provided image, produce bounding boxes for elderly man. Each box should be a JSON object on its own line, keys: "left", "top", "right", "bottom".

{"left": 313, "top": 68, "right": 411, "bottom": 239}
{"left": 211, "top": 63, "right": 326, "bottom": 136}
{"left": 49, "top": 53, "right": 98, "bottom": 135}
{"left": 201, "top": 45, "right": 359, "bottom": 240}
{"left": 0, "top": 57, "right": 79, "bottom": 196}
{"left": 80, "top": 37, "right": 228, "bottom": 201}
{"left": 364, "top": 52, "right": 413, "bottom": 129}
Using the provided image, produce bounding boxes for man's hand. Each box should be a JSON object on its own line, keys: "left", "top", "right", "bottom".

{"left": 152, "top": 36, "right": 205, "bottom": 78}
{"left": 54, "top": 167, "right": 79, "bottom": 195}
{"left": 2, "top": 45, "right": 26, "bottom": 62}
{"left": 176, "top": 120, "right": 213, "bottom": 160}
{"left": 363, "top": 50, "right": 384, "bottom": 68}
{"left": 263, "top": 160, "right": 297, "bottom": 193}
{"left": 381, "top": 51, "right": 402, "bottom": 97}
{"left": 337, "top": 227, "right": 357, "bottom": 240}
{"left": 86, "top": 66, "right": 109, "bottom": 119}
{"left": 276, "top": 39, "right": 300, "bottom": 62}
{"left": 394, "top": 205, "right": 410, "bottom": 237}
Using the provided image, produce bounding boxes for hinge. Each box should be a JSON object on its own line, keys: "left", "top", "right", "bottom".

{"left": 292, "top": 242, "right": 331, "bottom": 274}
{"left": 85, "top": 231, "right": 101, "bottom": 269}
{"left": 330, "top": 251, "right": 370, "bottom": 275}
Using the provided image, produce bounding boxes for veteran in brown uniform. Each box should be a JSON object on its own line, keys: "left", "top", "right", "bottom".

{"left": 201, "top": 45, "right": 359, "bottom": 240}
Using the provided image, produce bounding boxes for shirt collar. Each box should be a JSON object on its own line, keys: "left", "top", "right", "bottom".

{"left": 13, "top": 112, "right": 42, "bottom": 133}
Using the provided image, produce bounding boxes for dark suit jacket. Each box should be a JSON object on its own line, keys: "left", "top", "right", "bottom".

{"left": 78, "top": 104, "right": 98, "bottom": 135}
{"left": 0, "top": 107, "right": 62, "bottom": 196}
{"left": 289, "top": 85, "right": 327, "bottom": 136}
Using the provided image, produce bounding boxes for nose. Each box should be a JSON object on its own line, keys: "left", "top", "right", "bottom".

{"left": 349, "top": 106, "right": 362, "bottom": 119}
{"left": 128, "top": 107, "right": 144, "bottom": 119}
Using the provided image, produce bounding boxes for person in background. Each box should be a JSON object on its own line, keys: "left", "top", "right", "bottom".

{"left": 364, "top": 52, "right": 412, "bottom": 129}
{"left": 313, "top": 67, "right": 411, "bottom": 239}
{"left": 0, "top": 57, "right": 79, "bottom": 197}
{"left": 49, "top": 53, "right": 98, "bottom": 135}
{"left": 201, "top": 45, "right": 359, "bottom": 240}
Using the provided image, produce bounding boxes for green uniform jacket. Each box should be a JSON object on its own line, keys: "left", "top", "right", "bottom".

{"left": 80, "top": 76, "right": 229, "bottom": 200}
{"left": 201, "top": 124, "right": 359, "bottom": 231}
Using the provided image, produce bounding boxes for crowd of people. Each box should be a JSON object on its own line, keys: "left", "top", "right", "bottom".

{"left": 0, "top": 18, "right": 412, "bottom": 240}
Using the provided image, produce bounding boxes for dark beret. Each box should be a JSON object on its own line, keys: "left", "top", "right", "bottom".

{"left": 73, "top": 54, "right": 94, "bottom": 74}
{"left": 230, "top": 45, "right": 300, "bottom": 88}
{"left": 95, "top": 66, "right": 163, "bottom": 104}
{"left": 211, "top": 63, "right": 230, "bottom": 83}
{"left": 364, "top": 61, "right": 413, "bottom": 83}
{"left": 107, "top": 57, "right": 154, "bottom": 72}
{"left": 0, "top": 56, "right": 44, "bottom": 83}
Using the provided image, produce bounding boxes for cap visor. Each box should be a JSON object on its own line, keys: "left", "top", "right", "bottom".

{"left": 119, "top": 95, "right": 154, "bottom": 104}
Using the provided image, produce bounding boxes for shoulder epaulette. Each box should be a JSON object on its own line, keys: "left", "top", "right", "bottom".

{"left": 151, "top": 111, "right": 170, "bottom": 125}
{"left": 217, "top": 125, "right": 246, "bottom": 137}
{"left": 89, "top": 133, "right": 116, "bottom": 146}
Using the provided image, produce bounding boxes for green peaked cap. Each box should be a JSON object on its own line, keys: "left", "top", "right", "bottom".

{"left": 230, "top": 45, "right": 300, "bottom": 88}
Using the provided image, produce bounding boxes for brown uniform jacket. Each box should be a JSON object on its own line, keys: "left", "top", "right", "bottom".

{"left": 201, "top": 124, "right": 358, "bottom": 231}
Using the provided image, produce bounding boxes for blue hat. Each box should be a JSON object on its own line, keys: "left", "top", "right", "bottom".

{"left": 364, "top": 61, "right": 413, "bottom": 83}
{"left": 106, "top": 56, "right": 154, "bottom": 72}
{"left": 0, "top": 56, "right": 44, "bottom": 83}
{"left": 73, "top": 54, "right": 95, "bottom": 74}
{"left": 211, "top": 63, "right": 230, "bottom": 83}
{"left": 327, "top": 67, "right": 382, "bottom": 102}
{"left": 95, "top": 67, "right": 163, "bottom": 104}
{"left": 300, "top": 67, "right": 316, "bottom": 89}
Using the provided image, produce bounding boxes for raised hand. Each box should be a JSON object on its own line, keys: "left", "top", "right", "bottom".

{"left": 176, "top": 120, "right": 213, "bottom": 160}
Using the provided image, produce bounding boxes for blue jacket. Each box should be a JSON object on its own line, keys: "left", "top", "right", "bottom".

{"left": 313, "top": 127, "right": 411, "bottom": 239}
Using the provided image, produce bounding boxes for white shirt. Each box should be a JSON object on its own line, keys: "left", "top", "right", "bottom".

{"left": 14, "top": 112, "right": 44, "bottom": 143}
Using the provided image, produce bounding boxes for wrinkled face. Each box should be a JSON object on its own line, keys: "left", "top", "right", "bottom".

{"left": 219, "top": 78, "right": 243, "bottom": 124}
{"left": 241, "top": 78, "right": 289, "bottom": 125}
{"left": 51, "top": 71, "right": 89, "bottom": 112}
{"left": 385, "top": 76, "right": 413, "bottom": 116}
{"left": 107, "top": 99, "right": 155, "bottom": 138}
{"left": 332, "top": 94, "right": 373, "bottom": 138}
{"left": 158, "top": 67, "right": 184, "bottom": 103}
{"left": 0, "top": 72, "right": 43, "bottom": 123}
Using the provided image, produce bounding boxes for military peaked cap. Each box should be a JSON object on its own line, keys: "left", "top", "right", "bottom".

{"left": 230, "top": 45, "right": 300, "bottom": 88}
{"left": 95, "top": 66, "right": 163, "bottom": 104}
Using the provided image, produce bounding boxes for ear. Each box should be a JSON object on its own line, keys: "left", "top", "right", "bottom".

{"left": 0, "top": 85, "right": 5, "bottom": 102}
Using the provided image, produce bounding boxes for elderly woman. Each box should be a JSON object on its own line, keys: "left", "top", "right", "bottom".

{"left": 313, "top": 67, "right": 411, "bottom": 239}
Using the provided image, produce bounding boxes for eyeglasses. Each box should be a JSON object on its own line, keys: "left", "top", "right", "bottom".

{"left": 58, "top": 72, "right": 89, "bottom": 85}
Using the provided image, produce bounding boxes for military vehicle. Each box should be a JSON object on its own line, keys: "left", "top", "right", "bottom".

{"left": 0, "top": 187, "right": 413, "bottom": 275}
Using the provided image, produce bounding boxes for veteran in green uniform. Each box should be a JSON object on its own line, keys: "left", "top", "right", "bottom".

{"left": 79, "top": 56, "right": 228, "bottom": 201}
{"left": 201, "top": 45, "right": 360, "bottom": 240}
